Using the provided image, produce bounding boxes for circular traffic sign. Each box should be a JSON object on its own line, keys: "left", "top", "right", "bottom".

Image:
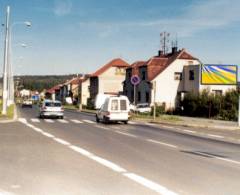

{"left": 131, "top": 75, "right": 141, "bottom": 85}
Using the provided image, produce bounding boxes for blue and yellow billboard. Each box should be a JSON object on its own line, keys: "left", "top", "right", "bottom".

{"left": 201, "top": 64, "right": 237, "bottom": 85}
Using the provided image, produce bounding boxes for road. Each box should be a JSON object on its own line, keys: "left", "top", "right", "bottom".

{"left": 0, "top": 105, "right": 240, "bottom": 195}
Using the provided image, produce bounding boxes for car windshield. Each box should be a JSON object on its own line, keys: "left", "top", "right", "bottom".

{"left": 45, "top": 102, "right": 61, "bottom": 107}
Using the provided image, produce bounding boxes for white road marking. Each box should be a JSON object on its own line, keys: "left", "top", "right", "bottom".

{"left": 32, "top": 127, "right": 43, "bottom": 133}
{"left": 146, "top": 123, "right": 157, "bottom": 126}
{"left": 207, "top": 134, "right": 224, "bottom": 139}
{"left": 128, "top": 121, "right": 137, "bottom": 125}
{"left": 19, "top": 120, "right": 178, "bottom": 195}
{"left": 96, "top": 126, "right": 111, "bottom": 130}
{"left": 18, "top": 118, "right": 27, "bottom": 123}
{"left": 116, "top": 131, "right": 137, "bottom": 138}
{"left": 44, "top": 119, "right": 54, "bottom": 123}
{"left": 90, "top": 156, "right": 126, "bottom": 173}
{"left": 31, "top": 118, "right": 40, "bottom": 123}
{"left": 41, "top": 132, "right": 55, "bottom": 138}
{"left": 183, "top": 130, "right": 196, "bottom": 134}
{"left": 53, "top": 138, "right": 70, "bottom": 145}
{"left": 69, "top": 145, "right": 93, "bottom": 157}
{"left": 147, "top": 139, "right": 178, "bottom": 149}
{"left": 83, "top": 119, "right": 95, "bottom": 124}
{"left": 70, "top": 119, "right": 83, "bottom": 124}
{"left": 215, "top": 157, "right": 240, "bottom": 165}
{"left": 57, "top": 119, "right": 69, "bottom": 123}
{"left": 124, "top": 173, "right": 178, "bottom": 195}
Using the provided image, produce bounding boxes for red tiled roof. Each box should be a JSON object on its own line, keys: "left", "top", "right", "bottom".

{"left": 91, "top": 58, "right": 130, "bottom": 77}
{"left": 129, "top": 49, "right": 198, "bottom": 81}
{"left": 46, "top": 84, "right": 62, "bottom": 94}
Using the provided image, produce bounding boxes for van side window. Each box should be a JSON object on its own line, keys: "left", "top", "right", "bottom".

{"left": 120, "top": 100, "right": 127, "bottom": 111}
{"left": 111, "top": 100, "right": 118, "bottom": 111}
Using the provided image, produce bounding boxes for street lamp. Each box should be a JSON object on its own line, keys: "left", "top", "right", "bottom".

{"left": 1, "top": 5, "right": 31, "bottom": 114}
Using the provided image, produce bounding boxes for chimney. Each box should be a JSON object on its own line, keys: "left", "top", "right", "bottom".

{"left": 172, "top": 47, "right": 178, "bottom": 54}
{"left": 158, "top": 50, "right": 163, "bottom": 57}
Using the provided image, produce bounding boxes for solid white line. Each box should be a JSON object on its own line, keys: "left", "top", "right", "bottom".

{"left": 207, "top": 134, "right": 224, "bottom": 139}
{"left": 31, "top": 118, "right": 40, "bottom": 123}
{"left": 147, "top": 139, "right": 178, "bottom": 149}
{"left": 124, "top": 173, "right": 178, "bottom": 195}
{"left": 57, "top": 119, "right": 69, "bottom": 123}
{"left": 116, "top": 131, "right": 137, "bottom": 138}
{"left": 70, "top": 119, "right": 83, "bottom": 124}
{"left": 215, "top": 157, "right": 240, "bottom": 165}
{"left": 53, "top": 138, "right": 70, "bottom": 145}
{"left": 19, "top": 120, "right": 178, "bottom": 195}
{"left": 90, "top": 156, "right": 126, "bottom": 173}
{"left": 42, "top": 132, "right": 55, "bottom": 138}
{"left": 83, "top": 119, "right": 95, "bottom": 124}
{"left": 183, "top": 130, "right": 196, "bottom": 134}
{"left": 44, "top": 119, "right": 54, "bottom": 123}
{"left": 69, "top": 145, "right": 92, "bottom": 157}
{"left": 32, "top": 127, "right": 43, "bottom": 133}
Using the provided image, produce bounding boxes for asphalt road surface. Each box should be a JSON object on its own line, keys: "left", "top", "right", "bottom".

{"left": 0, "top": 105, "right": 240, "bottom": 195}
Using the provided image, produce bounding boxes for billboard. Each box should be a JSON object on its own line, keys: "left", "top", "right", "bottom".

{"left": 201, "top": 64, "right": 237, "bottom": 85}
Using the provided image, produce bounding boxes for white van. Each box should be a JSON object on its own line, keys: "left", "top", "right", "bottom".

{"left": 96, "top": 96, "right": 130, "bottom": 124}
{"left": 94, "top": 93, "right": 112, "bottom": 109}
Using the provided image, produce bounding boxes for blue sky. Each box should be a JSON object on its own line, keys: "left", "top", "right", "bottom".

{"left": 0, "top": 0, "right": 240, "bottom": 75}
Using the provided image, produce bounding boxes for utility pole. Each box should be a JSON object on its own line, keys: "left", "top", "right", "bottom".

{"left": 2, "top": 6, "right": 10, "bottom": 115}
{"left": 153, "top": 81, "right": 156, "bottom": 121}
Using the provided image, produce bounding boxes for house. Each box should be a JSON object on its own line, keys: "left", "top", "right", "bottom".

{"left": 46, "top": 84, "right": 62, "bottom": 100}
{"left": 123, "top": 47, "right": 201, "bottom": 110}
{"left": 78, "top": 76, "right": 90, "bottom": 106}
{"left": 89, "top": 58, "right": 130, "bottom": 104}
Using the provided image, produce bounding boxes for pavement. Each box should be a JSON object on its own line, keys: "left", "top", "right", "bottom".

{"left": 0, "top": 105, "right": 240, "bottom": 194}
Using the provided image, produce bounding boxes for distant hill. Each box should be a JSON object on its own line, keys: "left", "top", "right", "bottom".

{"left": 14, "top": 74, "right": 83, "bottom": 92}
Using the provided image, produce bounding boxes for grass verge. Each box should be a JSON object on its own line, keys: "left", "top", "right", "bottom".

{"left": 0, "top": 100, "right": 15, "bottom": 119}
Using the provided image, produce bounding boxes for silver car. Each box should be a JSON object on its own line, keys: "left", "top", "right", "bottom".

{"left": 39, "top": 100, "right": 64, "bottom": 119}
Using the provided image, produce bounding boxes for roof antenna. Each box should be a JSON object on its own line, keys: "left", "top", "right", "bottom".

{"left": 160, "top": 31, "right": 170, "bottom": 55}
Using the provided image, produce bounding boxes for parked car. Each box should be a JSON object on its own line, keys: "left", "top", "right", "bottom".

{"left": 96, "top": 95, "right": 130, "bottom": 124}
{"left": 22, "top": 99, "right": 33, "bottom": 108}
{"left": 136, "top": 103, "right": 151, "bottom": 113}
{"left": 39, "top": 100, "right": 64, "bottom": 119}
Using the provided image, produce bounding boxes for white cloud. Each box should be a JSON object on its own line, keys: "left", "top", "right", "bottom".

{"left": 53, "top": 0, "right": 72, "bottom": 16}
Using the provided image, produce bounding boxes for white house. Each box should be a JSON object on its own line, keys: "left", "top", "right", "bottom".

{"left": 124, "top": 48, "right": 237, "bottom": 110}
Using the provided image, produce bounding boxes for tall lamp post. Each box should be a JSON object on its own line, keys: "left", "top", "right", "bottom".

{"left": 2, "top": 5, "right": 31, "bottom": 115}
{"left": 2, "top": 6, "right": 10, "bottom": 115}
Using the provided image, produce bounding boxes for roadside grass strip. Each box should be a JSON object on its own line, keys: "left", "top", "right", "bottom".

{"left": 18, "top": 118, "right": 178, "bottom": 195}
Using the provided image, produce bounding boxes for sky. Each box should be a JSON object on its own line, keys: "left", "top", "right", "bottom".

{"left": 0, "top": 0, "right": 240, "bottom": 75}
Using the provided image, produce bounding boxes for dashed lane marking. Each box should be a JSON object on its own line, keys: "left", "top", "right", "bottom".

{"left": 18, "top": 120, "right": 178, "bottom": 195}
{"left": 147, "top": 139, "right": 178, "bottom": 149}
{"left": 44, "top": 119, "right": 54, "bottom": 123}
{"left": 31, "top": 118, "right": 40, "bottom": 123}
{"left": 70, "top": 119, "right": 83, "bottom": 124}
{"left": 183, "top": 130, "right": 196, "bottom": 134}
{"left": 57, "top": 119, "right": 69, "bottom": 123}
{"left": 207, "top": 134, "right": 224, "bottom": 139}
{"left": 96, "top": 125, "right": 111, "bottom": 130}
{"left": 83, "top": 119, "right": 95, "bottom": 124}
{"left": 116, "top": 131, "right": 137, "bottom": 138}
{"left": 128, "top": 121, "right": 137, "bottom": 125}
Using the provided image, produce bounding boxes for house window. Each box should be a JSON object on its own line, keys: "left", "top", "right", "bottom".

{"left": 138, "top": 92, "right": 141, "bottom": 102}
{"left": 174, "top": 72, "right": 182, "bottom": 80}
{"left": 142, "top": 71, "right": 146, "bottom": 80}
{"left": 128, "top": 71, "right": 131, "bottom": 79}
{"left": 111, "top": 100, "right": 119, "bottom": 111}
{"left": 212, "top": 90, "right": 222, "bottom": 96}
{"left": 146, "top": 92, "right": 149, "bottom": 102}
{"left": 189, "top": 70, "right": 194, "bottom": 80}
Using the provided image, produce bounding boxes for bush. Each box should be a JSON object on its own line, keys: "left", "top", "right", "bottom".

{"left": 180, "top": 89, "right": 239, "bottom": 121}
{"left": 151, "top": 105, "right": 165, "bottom": 117}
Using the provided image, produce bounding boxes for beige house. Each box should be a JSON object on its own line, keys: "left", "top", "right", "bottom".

{"left": 89, "top": 58, "right": 130, "bottom": 103}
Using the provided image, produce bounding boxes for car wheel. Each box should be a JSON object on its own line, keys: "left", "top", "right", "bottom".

{"left": 103, "top": 116, "right": 108, "bottom": 124}
{"left": 96, "top": 115, "right": 100, "bottom": 123}
{"left": 60, "top": 116, "right": 64, "bottom": 119}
